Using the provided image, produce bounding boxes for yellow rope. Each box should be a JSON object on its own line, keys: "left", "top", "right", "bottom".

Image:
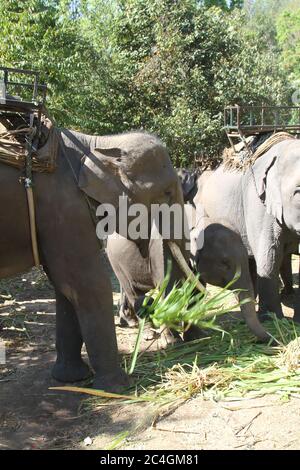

{"left": 26, "top": 186, "right": 40, "bottom": 267}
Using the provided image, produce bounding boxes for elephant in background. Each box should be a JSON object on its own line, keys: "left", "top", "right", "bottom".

{"left": 0, "top": 128, "right": 193, "bottom": 390}
{"left": 176, "top": 168, "right": 200, "bottom": 205}
{"left": 180, "top": 168, "right": 299, "bottom": 301}
{"left": 198, "top": 138, "right": 300, "bottom": 319}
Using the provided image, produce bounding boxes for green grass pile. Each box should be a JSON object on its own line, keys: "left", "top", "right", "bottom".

{"left": 51, "top": 269, "right": 300, "bottom": 449}
{"left": 137, "top": 268, "right": 246, "bottom": 333}
{"left": 54, "top": 316, "right": 300, "bottom": 409}
{"left": 126, "top": 316, "right": 300, "bottom": 406}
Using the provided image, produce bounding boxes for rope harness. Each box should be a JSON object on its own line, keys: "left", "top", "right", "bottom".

{"left": 223, "top": 131, "right": 296, "bottom": 172}
{"left": 0, "top": 119, "right": 57, "bottom": 267}
{"left": 222, "top": 131, "right": 296, "bottom": 200}
{"left": 24, "top": 125, "right": 40, "bottom": 266}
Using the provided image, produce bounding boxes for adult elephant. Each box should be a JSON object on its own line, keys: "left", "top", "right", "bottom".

{"left": 177, "top": 169, "right": 300, "bottom": 297}
{"left": 0, "top": 128, "right": 193, "bottom": 390}
{"left": 199, "top": 138, "right": 300, "bottom": 319}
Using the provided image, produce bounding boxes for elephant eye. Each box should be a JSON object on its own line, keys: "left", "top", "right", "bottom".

{"left": 294, "top": 188, "right": 300, "bottom": 197}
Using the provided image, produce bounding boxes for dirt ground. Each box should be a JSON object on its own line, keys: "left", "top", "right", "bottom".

{"left": 1, "top": 262, "right": 300, "bottom": 451}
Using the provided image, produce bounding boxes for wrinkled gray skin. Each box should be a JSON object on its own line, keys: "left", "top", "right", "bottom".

{"left": 107, "top": 235, "right": 153, "bottom": 325}
{"left": 112, "top": 166, "right": 201, "bottom": 331}
{"left": 185, "top": 170, "right": 300, "bottom": 298}
{"left": 106, "top": 230, "right": 200, "bottom": 343}
{"left": 198, "top": 139, "right": 300, "bottom": 319}
{"left": 0, "top": 129, "right": 188, "bottom": 390}
{"left": 107, "top": 205, "right": 268, "bottom": 340}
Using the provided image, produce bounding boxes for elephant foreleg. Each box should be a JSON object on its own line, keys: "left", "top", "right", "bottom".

{"left": 52, "top": 290, "right": 91, "bottom": 383}
{"left": 257, "top": 276, "right": 283, "bottom": 319}
{"left": 280, "top": 253, "right": 295, "bottom": 296}
{"left": 254, "top": 223, "right": 284, "bottom": 319}
{"left": 69, "top": 262, "right": 128, "bottom": 391}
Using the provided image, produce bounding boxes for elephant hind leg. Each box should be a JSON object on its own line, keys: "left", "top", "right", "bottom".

{"left": 118, "top": 290, "right": 138, "bottom": 328}
{"left": 52, "top": 290, "right": 92, "bottom": 383}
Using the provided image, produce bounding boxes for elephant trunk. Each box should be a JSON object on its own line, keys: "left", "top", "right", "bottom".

{"left": 238, "top": 288, "right": 269, "bottom": 342}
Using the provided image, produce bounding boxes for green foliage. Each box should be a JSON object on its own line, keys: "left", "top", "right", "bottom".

{"left": 277, "top": 6, "right": 300, "bottom": 84}
{"left": 100, "top": 1, "right": 289, "bottom": 166}
{"left": 203, "top": 0, "right": 243, "bottom": 9}
{"left": 0, "top": 0, "right": 108, "bottom": 131}
{"left": 0, "top": 0, "right": 293, "bottom": 167}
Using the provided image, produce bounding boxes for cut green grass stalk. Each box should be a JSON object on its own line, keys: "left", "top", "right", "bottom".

{"left": 128, "top": 317, "right": 146, "bottom": 375}
{"left": 138, "top": 267, "right": 248, "bottom": 333}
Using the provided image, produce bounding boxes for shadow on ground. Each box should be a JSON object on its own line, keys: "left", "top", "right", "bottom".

{"left": 1, "top": 263, "right": 300, "bottom": 450}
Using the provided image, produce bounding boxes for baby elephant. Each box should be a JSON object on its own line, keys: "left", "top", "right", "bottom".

{"left": 107, "top": 205, "right": 268, "bottom": 340}
{"left": 106, "top": 234, "right": 200, "bottom": 344}
{"left": 188, "top": 212, "right": 268, "bottom": 340}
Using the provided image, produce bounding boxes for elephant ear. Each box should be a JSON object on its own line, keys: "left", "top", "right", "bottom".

{"left": 78, "top": 147, "right": 128, "bottom": 206}
{"left": 254, "top": 150, "right": 282, "bottom": 223}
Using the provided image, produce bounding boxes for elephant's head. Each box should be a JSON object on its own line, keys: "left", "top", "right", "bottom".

{"left": 78, "top": 132, "right": 180, "bottom": 211}
{"left": 186, "top": 208, "right": 268, "bottom": 341}
{"left": 254, "top": 139, "right": 300, "bottom": 235}
{"left": 78, "top": 131, "right": 199, "bottom": 290}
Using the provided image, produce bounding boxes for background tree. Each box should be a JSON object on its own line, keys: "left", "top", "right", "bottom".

{"left": 277, "top": 5, "right": 300, "bottom": 86}
{"left": 0, "top": 0, "right": 109, "bottom": 131}
{"left": 0, "top": 0, "right": 293, "bottom": 167}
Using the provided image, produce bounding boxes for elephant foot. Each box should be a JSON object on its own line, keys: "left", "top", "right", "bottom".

{"left": 144, "top": 325, "right": 181, "bottom": 348}
{"left": 119, "top": 309, "right": 138, "bottom": 328}
{"left": 52, "top": 358, "right": 92, "bottom": 383}
{"left": 93, "top": 368, "right": 130, "bottom": 393}
{"left": 158, "top": 327, "right": 181, "bottom": 349}
{"left": 119, "top": 305, "right": 138, "bottom": 328}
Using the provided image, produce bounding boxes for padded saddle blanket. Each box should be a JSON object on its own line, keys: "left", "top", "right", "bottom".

{"left": 0, "top": 114, "right": 58, "bottom": 173}
{"left": 223, "top": 131, "right": 296, "bottom": 171}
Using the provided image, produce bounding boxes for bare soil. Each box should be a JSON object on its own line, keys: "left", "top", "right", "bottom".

{"left": 1, "top": 264, "right": 300, "bottom": 451}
